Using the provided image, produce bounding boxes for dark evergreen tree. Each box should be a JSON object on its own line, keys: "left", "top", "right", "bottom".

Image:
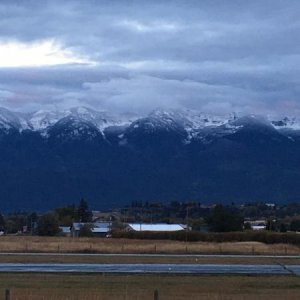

{"left": 37, "top": 213, "right": 61, "bottom": 236}
{"left": 77, "top": 199, "right": 92, "bottom": 222}
{"left": 79, "top": 224, "right": 93, "bottom": 237}
{"left": 55, "top": 205, "right": 76, "bottom": 225}
{"left": 279, "top": 223, "right": 287, "bottom": 232}
{"left": 290, "top": 220, "right": 300, "bottom": 232}
{"left": 0, "top": 213, "right": 5, "bottom": 231}
{"left": 266, "top": 219, "right": 276, "bottom": 231}
{"left": 5, "top": 213, "right": 27, "bottom": 234}
{"left": 244, "top": 222, "right": 252, "bottom": 230}
{"left": 27, "top": 212, "right": 38, "bottom": 234}
{"left": 206, "top": 204, "right": 244, "bottom": 232}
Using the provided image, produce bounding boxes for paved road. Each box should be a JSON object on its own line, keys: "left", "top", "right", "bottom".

{"left": 0, "top": 263, "right": 299, "bottom": 275}
{"left": 0, "top": 253, "right": 300, "bottom": 258}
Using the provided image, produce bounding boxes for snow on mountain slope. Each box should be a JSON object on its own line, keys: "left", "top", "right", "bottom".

{"left": 146, "top": 108, "right": 237, "bottom": 130}
{"left": 270, "top": 116, "right": 300, "bottom": 131}
{"left": 0, "top": 107, "right": 30, "bottom": 131}
{"left": 129, "top": 109, "right": 187, "bottom": 133}
{"left": 46, "top": 115, "right": 102, "bottom": 140}
{"left": 63, "top": 107, "right": 138, "bottom": 132}
{"left": 2, "top": 106, "right": 139, "bottom": 134}
{"left": 29, "top": 109, "right": 69, "bottom": 130}
{"left": 1, "top": 106, "right": 300, "bottom": 140}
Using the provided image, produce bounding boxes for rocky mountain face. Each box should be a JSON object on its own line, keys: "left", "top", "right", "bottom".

{"left": 1, "top": 106, "right": 300, "bottom": 211}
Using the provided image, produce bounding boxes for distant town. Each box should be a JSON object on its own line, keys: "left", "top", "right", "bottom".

{"left": 1, "top": 199, "right": 300, "bottom": 237}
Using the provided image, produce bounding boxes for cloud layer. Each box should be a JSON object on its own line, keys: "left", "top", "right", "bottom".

{"left": 0, "top": 0, "right": 300, "bottom": 115}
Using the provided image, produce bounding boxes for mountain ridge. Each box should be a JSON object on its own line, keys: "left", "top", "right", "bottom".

{"left": 1, "top": 106, "right": 299, "bottom": 139}
{"left": 1, "top": 106, "right": 300, "bottom": 212}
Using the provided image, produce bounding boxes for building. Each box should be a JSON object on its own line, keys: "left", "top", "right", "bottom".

{"left": 71, "top": 222, "right": 112, "bottom": 237}
{"left": 59, "top": 226, "right": 71, "bottom": 236}
{"left": 127, "top": 223, "right": 186, "bottom": 232}
{"left": 244, "top": 220, "right": 267, "bottom": 230}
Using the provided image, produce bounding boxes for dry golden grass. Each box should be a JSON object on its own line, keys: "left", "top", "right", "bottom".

{"left": 1, "top": 274, "right": 300, "bottom": 300}
{"left": 0, "top": 236, "right": 300, "bottom": 255}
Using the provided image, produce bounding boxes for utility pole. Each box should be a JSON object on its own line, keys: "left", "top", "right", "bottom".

{"left": 185, "top": 206, "right": 189, "bottom": 243}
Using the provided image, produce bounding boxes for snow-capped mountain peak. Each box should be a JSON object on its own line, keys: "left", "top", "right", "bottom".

{"left": 25, "top": 106, "right": 139, "bottom": 133}
{"left": 0, "top": 107, "right": 31, "bottom": 131}
{"left": 1, "top": 106, "right": 300, "bottom": 141}
{"left": 29, "top": 109, "right": 68, "bottom": 130}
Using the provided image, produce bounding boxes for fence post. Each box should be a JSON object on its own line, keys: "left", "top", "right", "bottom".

{"left": 5, "top": 289, "right": 10, "bottom": 300}
{"left": 154, "top": 289, "right": 159, "bottom": 300}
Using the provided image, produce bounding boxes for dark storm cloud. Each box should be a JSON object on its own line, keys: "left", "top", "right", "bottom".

{"left": 0, "top": 0, "right": 300, "bottom": 115}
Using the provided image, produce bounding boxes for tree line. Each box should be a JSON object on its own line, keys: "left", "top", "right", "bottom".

{"left": 0, "top": 199, "right": 92, "bottom": 236}
{"left": 2, "top": 200, "right": 300, "bottom": 236}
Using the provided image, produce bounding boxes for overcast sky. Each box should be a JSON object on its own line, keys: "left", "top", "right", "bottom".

{"left": 0, "top": 0, "right": 299, "bottom": 115}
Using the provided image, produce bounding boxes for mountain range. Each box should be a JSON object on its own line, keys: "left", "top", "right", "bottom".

{"left": 1, "top": 106, "right": 300, "bottom": 211}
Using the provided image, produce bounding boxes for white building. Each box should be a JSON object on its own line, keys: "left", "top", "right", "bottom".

{"left": 245, "top": 220, "right": 267, "bottom": 230}
{"left": 127, "top": 223, "right": 186, "bottom": 232}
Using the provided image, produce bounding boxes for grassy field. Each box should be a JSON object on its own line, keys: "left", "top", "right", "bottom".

{"left": 0, "top": 236, "right": 300, "bottom": 255}
{"left": 0, "top": 254, "right": 300, "bottom": 265}
{"left": 1, "top": 237, "right": 300, "bottom": 299}
{"left": 1, "top": 273, "right": 300, "bottom": 300}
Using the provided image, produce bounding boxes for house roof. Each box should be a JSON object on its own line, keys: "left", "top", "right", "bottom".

{"left": 252, "top": 225, "right": 266, "bottom": 230}
{"left": 72, "top": 222, "right": 111, "bottom": 233}
{"left": 127, "top": 223, "right": 185, "bottom": 232}
{"left": 92, "top": 227, "right": 109, "bottom": 233}
{"left": 59, "top": 226, "right": 71, "bottom": 233}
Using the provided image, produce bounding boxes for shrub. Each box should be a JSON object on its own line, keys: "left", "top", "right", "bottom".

{"left": 112, "top": 230, "right": 300, "bottom": 246}
{"left": 79, "top": 224, "right": 93, "bottom": 237}
{"left": 37, "top": 213, "right": 61, "bottom": 236}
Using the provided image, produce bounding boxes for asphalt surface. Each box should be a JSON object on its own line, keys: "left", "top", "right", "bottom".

{"left": 0, "top": 263, "right": 299, "bottom": 275}
{"left": 0, "top": 253, "right": 300, "bottom": 258}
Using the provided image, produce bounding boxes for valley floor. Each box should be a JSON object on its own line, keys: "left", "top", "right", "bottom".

{"left": 1, "top": 273, "right": 300, "bottom": 300}
{"left": 0, "top": 236, "right": 300, "bottom": 255}
{"left": 1, "top": 237, "right": 300, "bottom": 299}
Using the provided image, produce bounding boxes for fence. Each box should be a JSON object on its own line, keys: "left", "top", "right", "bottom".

{"left": 3, "top": 289, "right": 160, "bottom": 300}
{"left": 5, "top": 289, "right": 10, "bottom": 300}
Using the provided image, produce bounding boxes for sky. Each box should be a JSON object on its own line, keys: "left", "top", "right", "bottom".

{"left": 0, "top": 0, "right": 300, "bottom": 116}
